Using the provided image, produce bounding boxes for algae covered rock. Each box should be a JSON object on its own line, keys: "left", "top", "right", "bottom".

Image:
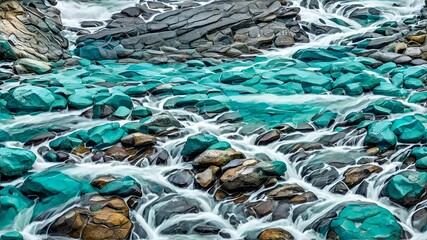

{"left": 381, "top": 170, "right": 427, "bottom": 208}
{"left": 328, "top": 204, "right": 402, "bottom": 239}
{"left": 0, "top": 186, "right": 32, "bottom": 228}
{"left": 0, "top": 147, "right": 36, "bottom": 178}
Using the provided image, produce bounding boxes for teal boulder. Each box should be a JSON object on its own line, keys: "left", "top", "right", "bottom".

{"left": 98, "top": 176, "right": 142, "bottom": 197}
{"left": 13, "top": 58, "right": 51, "bottom": 75}
{"left": 328, "top": 204, "right": 402, "bottom": 239}
{"left": 111, "top": 106, "right": 131, "bottom": 119}
{"left": 391, "top": 116, "right": 425, "bottom": 143}
{"left": 49, "top": 136, "right": 83, "bottom": 152}
{"left": 93, "top": 93, "right": 133, "bottom": 118}
{"left": 208, "top": 141, "right": 232, "bottom": 150}
{"left": 293, "top": 48, "right": 347, "bottom": 62}
{"left": 0, "top": 186, "right": 32, "bottom": 228}
{"left": 381, "top": 171, "right": 427, "bottom": 207}
{"left": 312, "top": 111, "right": 337, "bottom": 128}
{"left": 408, "top": 92, "right": 427, "bottom": 104}
{"left": 6, "top": 86, "right": 55, "bottom": 113}
{"left": 0, "top": 147, "right": 36, "bottom": 177}
{"left": 87, "top": 123, "right": 126, "bottom": 149}
{"left": 181, "top": 134, "right": 219, "bottom": 157}
{"left": 20, "top": 171, "right": 83, "bottom": 217}
{"left": 0, "top": 232, "right": 23, "bottom": 240}
{"left": 364, "top": 121, "right": 397, "bottom": 151}
{"left": 131, "top": 106, "right": 152, "bottom": 119}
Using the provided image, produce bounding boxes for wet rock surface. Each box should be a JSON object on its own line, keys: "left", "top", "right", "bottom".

{"left": 75, "top": 0, "right": 308, "bottom": 63}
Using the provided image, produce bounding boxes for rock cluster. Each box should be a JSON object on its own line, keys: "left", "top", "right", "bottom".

{"left": 75, "top": 0, "right": 308, "bottom": 63}
{"left": 0, "top": 0, "right": 69, "bottom": 72}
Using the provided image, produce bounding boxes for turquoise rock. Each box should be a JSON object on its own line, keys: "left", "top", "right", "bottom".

{"left": 20, "top": 171, "right": 83, "bottom": 217}
{"left": 0, "top": 129, "right": 10, "bottom": 142}
{"left": 344, "top": 82, "right": 363, "bottom": 96}
{"left": 121, "top": 122, "right": 149, "bottom": 134}
{"left": 131, "top": 106, "right": 152, "bottom": 119}
{"left": 376, "top": 62, "right": 397, "bottom": 74}
{"left": 51, "top": 94, "right": 68, "bottom": 111}
{"left": 0, "top": 186, "right": 32, "bottom": 228}
{"left": 404, "top": 78, "right": 424, "bottom": 89}
{"left": 381, "top": 171, "right": 427, "bottom": 207}
{"left": 6, "top": 86, "right": 56, "bottom": 113}
{"left": 345, "top": 112, "right": 365, "bottom": 125}
{"left": 112, "top": 106, "right": 131, "bottom": 119}
{"left": 328, "top": 204, "right": 402, "bottom": 239}
{"left": 49, "top": 136, "right": 83, "bottom": 152}
{"left": 0, "top": 231, "right": 24, "bottom": 240}
{"left": 410, "top": 147, "right": 427, "bottom": 160}
{"left": 312, "top": 111, "right": 337, "bottom": 128}
{"left": 408, "top": 92, "right": 427, "bottom": 104}
{"left": 186, "top": 60, "right": 206, "bottom": 68}
{"left": 208, "top": 141, "right": 232, "bottom": 150}
{"left": 87, "top": 123, "right": 126, "bottom": 149}
{"left": 415, "top": 156, "right": 427, "bottom": 169}
{"left": 181, "top": 134, "right": 219, "bottom": 157}
{"left": 93, "top": 92, "right": 133, "bottom": 118}
{"left": 391, "top": 116, "right": 425, "bottom": 143}
{"left": 372, "top": 82, "right": 409, "bottom": 97}
{"left": 0, "top": 39, "right": 17, "bottom": 60}
{"left": 0, "top": 147, "right": 36, "bottom": 177}
{"left": 364, "top": 100, "right": 407, "bottom": 115}
{"left": 391, "top": 73, "right": 404, "bottom": 87}
{"left": 293, "top": 48, "right": 347, "bottom": 62}
{"left": 172, "top": 84, "right": 211, "bottom": 95}
{"left": 68, "top": 89, "right": 94, "bottom": 109}
{"left": 98, "top": 176, "right": 141, "bottom": 197}
{"left": 364, "top": 121, "right": 397, "bottom": 151}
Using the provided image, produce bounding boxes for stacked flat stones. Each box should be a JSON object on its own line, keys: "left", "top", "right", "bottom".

{"left": 75, "top": 0, "right": 308, "bottom": 63}
{"left": 0, "top": 0, "right": 69, "bottom": 62}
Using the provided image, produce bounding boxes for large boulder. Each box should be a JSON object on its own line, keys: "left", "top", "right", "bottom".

{"left": 364, "top": 121, "right": 397, "bottom": 151}
{"left": 327, "top": 204, "right": 402, "bottom": 239}
{"left": 0, "top": 147, "right": 36, "bottom": 178}
{"left": 381, "top": 171, "right": 427, "bottom": 208}
{"left": 181, "top": 134, "right": 218, "bottom": 158}
{"left": 0, "top": 0, "right": 69, "bottom": 62}
{"left": 5, "top": 86, "right": 56, "bottom": 113}
{"left": 20, "top": 171, "right": 85, "bottom": 217}
{"left": 49, "top": 195, "right": 132, "bottom": 240}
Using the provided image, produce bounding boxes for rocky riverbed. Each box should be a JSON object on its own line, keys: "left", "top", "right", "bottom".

{"left": 1, "top": 0, "right": 427, "bottom": 239}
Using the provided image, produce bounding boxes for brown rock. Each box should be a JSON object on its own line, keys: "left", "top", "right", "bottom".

{"left": 195, "top": 166, "right": 220, "bottom": 188}
{"left": 220, "top": 159, "right": 266, "bottom": 192}
{"left": 91, "top": 175, "right": 118, "bottom": 189}
{"left": 409, "top": 34, "right": 427, "bottom": 44}
{"left": 104, "top": 146, "right": 136, "bottom": 161}
{"left": 49, "top": 195, "right": 132, "bottom": 240}
{"left": 246, "top": 199, "right": 274, "bottom": 218}
{"left": 343, "top": 164, "right": 383, "bottom": 187}
{"left": 121, "top": 133, "right": 157, "bottom": 148}
{"left": 267, "top": 184, "right": 318, "bottom": 204}
{"left": 192, "top": 148, "right": 245, "bottom": 168}
{"left": 258, "top": 228, "right": 294, "bottom": 240}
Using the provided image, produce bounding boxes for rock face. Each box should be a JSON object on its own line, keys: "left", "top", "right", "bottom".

{"left": 75, "top": 0, "right": 308, "bottom": 63}
{"left": 0, "top": 0, "right": 69, "bottom": 62}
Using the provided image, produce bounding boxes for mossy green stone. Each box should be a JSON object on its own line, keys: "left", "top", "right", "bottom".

{"left": 181, "top": 134, "right": 219, "bottom": 157}
{"left": 364, "top": 121, "right": 397, "bottom": 151}
{"left": 20, "top": 171, "right": 82, "bottom": 217}
{"left": 0, "top": 147, "right": 36, "bottom": 177}
{"left": 328, "top": 204, "right": 402, "bottom": 239}
{"left": 0, "top": 231, "right": 24, "bottom": 240}
{"left": 0, "top": 186, "right": 32, "bottom": 228}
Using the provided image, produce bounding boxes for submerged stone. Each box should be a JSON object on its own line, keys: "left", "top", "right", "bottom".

{"left": 0, "top": 147, "right": 36, "bottom": 178}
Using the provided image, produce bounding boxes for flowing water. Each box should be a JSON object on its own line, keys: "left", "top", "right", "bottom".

{"left": 2, "top": 0, "right": 427, "bottom": 239}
